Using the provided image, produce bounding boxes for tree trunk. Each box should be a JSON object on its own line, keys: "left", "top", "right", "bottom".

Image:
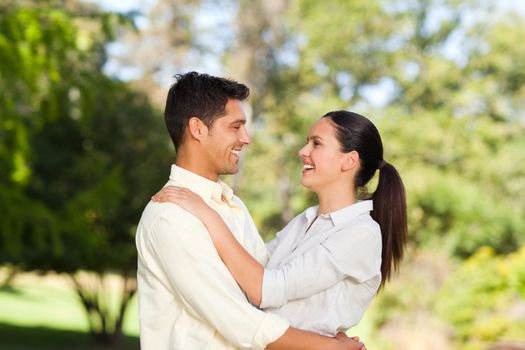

{"left": 69, "top": 271, "right": 137, "bottom": 346}
{"left": 1, "top": 265, "right": 20, "bottom": 288}
{"left": 228, "top": 0, "right": 290, "bottom": 193}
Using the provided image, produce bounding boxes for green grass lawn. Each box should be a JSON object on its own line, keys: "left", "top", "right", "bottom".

{"left": 0, "top": 272, "right": 139, "bottom": 349}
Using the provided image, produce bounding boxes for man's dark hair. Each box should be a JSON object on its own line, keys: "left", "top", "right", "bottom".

{"left": 164, "top": 71, "right": 250, "bottom": 151}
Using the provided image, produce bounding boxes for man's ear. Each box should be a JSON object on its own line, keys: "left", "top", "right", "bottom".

{"left": 187, "top": 117, "right": 207, "bottom": 140}
{"left": 342, "top": 150, "right": 360, "bottom": 172}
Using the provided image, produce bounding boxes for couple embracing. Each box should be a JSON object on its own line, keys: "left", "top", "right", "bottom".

{"left": 136, "top": 72, "right": 407, "bottom": 350}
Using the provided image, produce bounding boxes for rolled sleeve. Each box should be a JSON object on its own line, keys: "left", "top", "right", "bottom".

{"left": 147, "top": 207, "right": 289, "bottom": 349}
{"left": 260, "top": 245, "right": 342, "bottom": 309}
{"left": 260, "top": 268, "right": 287, "bottom": 309}
{"left": 252, "top": 313, "right": 289, "bottom": 349}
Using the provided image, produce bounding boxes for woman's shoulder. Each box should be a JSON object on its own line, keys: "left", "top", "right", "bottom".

{"left": 287, "top": 205, "right": 318, "bottom": 227}
{"left": 271, "top": 205, "right": 315, "bottom": 239}
{"left": 331, "top": 214, "right": 381, "bottom": 248}
{"left": 353, "top": 213, "right": 381, "bottom": 234}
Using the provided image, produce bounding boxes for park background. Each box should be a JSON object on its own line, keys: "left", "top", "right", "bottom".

{"left": 1, "top": 0, "right": 524, "bottom": 349}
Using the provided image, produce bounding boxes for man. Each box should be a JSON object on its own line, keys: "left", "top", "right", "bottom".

{"left": 136, "top": 72, "right": 365, "bottom": 350}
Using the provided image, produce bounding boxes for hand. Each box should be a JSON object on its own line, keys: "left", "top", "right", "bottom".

{"left": 336, "top": 332, "right": 366, "bottom": 350}
{"left": 151, "top": 186, "right": 209, "bottom": 217}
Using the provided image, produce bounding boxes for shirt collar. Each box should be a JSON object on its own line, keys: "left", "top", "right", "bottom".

{"left": 305, "top": 200, "right": 373, "bottom": 226}
{"left": 305, "top": 206, "right": 320, "bottom": 223}
{"left": 168, "top": 165, "right": 234, "bottom": 203}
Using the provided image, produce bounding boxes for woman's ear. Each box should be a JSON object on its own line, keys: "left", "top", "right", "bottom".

{"left": 342, "top": 150, "right": 360, "bottom": 172}
{"left": 187, "top": 117, "right": 207, "bottom": 140}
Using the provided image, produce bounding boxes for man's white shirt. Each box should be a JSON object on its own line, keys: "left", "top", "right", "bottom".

{"left": 136, "top": 165, "right": 289, "bottom": 350}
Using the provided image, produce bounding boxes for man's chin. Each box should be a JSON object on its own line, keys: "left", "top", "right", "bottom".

{"left": 219, "top": 166, "right": 239, "bottom": 176}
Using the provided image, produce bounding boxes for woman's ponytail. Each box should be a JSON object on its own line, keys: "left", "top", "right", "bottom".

{"left": 323, "top": 110, "right": 408, "bottom": 290}
{"left": 372, "top": 161, "right": 407, "bottom": 289}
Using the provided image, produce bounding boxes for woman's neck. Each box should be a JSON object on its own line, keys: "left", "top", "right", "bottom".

{"left": 316, "top": 187, "right": 357, "bottom": 215}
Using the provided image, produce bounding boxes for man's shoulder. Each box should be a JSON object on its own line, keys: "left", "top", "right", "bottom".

{"left": 230, "top": 194, "right": 248, "bottom": 211}
{"left": 137, "top": 201, "right": 202, "bottom": 233}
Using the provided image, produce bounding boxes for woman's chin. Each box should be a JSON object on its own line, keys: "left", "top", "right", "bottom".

{"left": 300, "top": 178, "right": 315, "bottom": 191}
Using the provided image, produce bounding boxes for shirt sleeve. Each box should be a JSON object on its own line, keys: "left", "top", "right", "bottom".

{"left": 260, "top": 223, "right": 381, "bottom": 309}
{"left": 146, "top": 206, "right": 289, "bottom": 349}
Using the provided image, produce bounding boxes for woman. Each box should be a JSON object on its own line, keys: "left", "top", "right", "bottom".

{"left": 153, "top": 110, "right": 407, "bottom": 337}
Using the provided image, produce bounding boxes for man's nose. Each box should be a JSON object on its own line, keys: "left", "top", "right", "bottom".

{"left": 240, "top": 127, "right": 251, "bottom": 144}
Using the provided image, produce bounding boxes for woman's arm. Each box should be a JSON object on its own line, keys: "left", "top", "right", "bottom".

{"left": 259, "top": 223, "right": 381, "bottom": 309}
{"left": 152, "top": 186, "right": 264, "bottom": 306}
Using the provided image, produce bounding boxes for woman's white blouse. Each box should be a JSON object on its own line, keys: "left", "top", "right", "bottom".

{"left": 261, "top": 200, "right": 382, "bottom": 336}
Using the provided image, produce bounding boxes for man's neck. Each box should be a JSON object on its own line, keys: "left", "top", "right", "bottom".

{"left": 175, "top": 152, "right": 219, "bottom": 182}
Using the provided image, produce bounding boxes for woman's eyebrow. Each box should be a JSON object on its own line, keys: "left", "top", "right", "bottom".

{"left": 307, "top": 135, "right": 323, "bottom": 141}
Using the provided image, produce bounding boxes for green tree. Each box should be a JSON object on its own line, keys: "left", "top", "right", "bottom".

{"left": 0, "top": 0, "right": 170, "bottom": 344}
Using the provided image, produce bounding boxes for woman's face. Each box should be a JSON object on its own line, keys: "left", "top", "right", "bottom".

{"left": 298, "top": 117, "right": 349, "bottom": 192}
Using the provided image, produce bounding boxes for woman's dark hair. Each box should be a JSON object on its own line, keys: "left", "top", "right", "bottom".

{"left": 323, "top": 110, "right": 407, "bottom": 289}
{"left": 164, "top": 71, "right": 250, "bottom": 151}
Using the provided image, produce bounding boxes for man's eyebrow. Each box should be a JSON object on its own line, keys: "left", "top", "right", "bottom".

{"left": 229, "top": 119, "right": 247, "bottom": 125}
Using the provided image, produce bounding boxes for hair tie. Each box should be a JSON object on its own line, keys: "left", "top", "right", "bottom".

{"left": 378, "top": 159, "right": 386, "bottom": 170}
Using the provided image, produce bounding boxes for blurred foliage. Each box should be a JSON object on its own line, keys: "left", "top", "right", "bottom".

{"left": 0, "top": 0, "right": 170, "bottom": 344}
{"left": 436, "top": 246, "right": 525, "bottom": 350}
{"left": 0, "top": 0, "right": 168, "bottom": 272}
{"left": 234, "top": 0, "right": 525, "bottom": 261}
{"left": 1, "top": 0, "right": 525, "bottom": 348}
{"left": 363, "top": 249, "right": 454, "bottom": 349}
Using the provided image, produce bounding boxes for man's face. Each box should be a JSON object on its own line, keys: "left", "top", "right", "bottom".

{"left": 201, "top": 99, "right": 251, "bottom": 178}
